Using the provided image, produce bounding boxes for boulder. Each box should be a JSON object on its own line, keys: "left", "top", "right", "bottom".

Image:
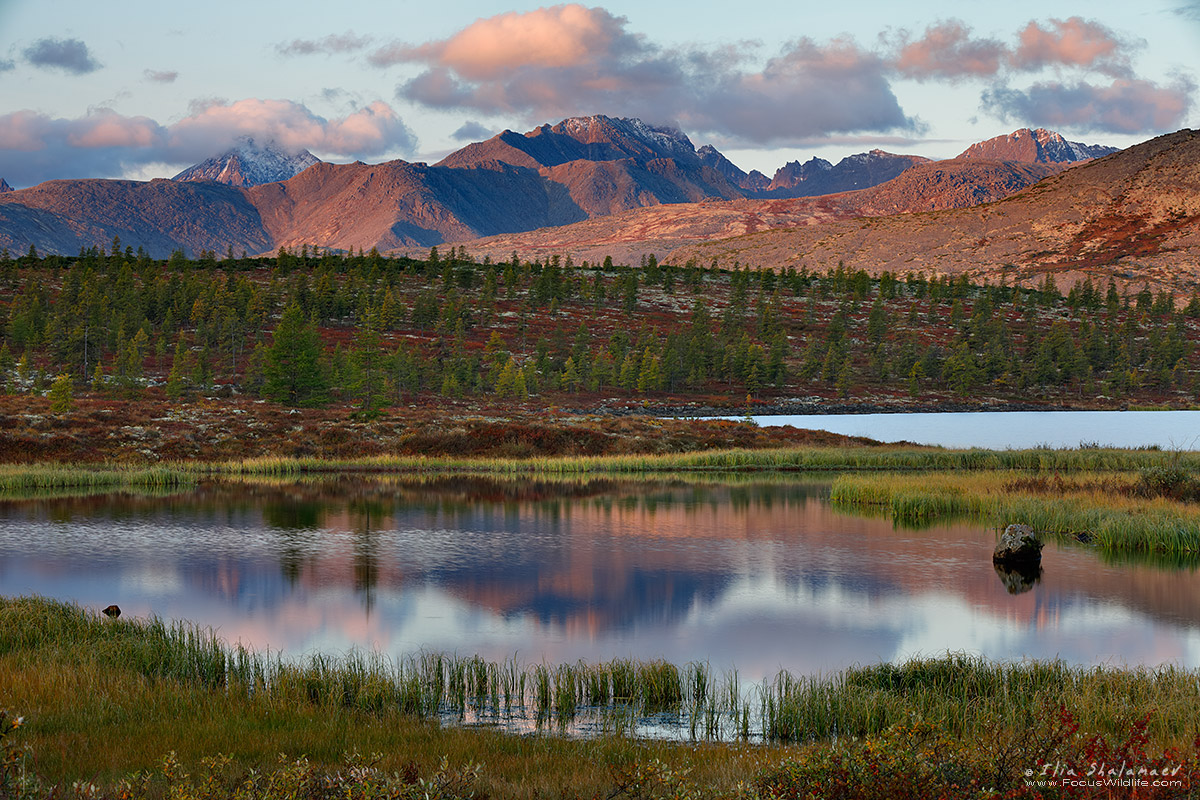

{"left": 993, "top": 523, "right": 1043, "bottom": 565}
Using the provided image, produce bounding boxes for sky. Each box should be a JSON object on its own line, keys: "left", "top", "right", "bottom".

{"left": 0, "top": 0, "right": 1198, "bottom": 188}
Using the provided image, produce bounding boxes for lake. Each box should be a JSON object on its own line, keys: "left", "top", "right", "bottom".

{"left": 3, "top": 475, "right": 1198, "bottom": 685}
{"left": 731, "top": 410, "right": 1200, "bottom": 450}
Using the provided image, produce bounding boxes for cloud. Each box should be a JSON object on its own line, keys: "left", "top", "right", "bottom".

{"left": 23, "top": 37, "right": 101, "bottom": 74}
{"left": 1011, "top": 17, "right": 1131, "bottom": 77}
{"left": 144, "top": 69, "right": 178, "bottom": 83}
{"left": 1175, "top": 2, "right": 1200, "bottom": 21}
{"left": 0, "top": 99, "right": 417, "bottom": 187}
{"left": 888, "top": 21, "right": 1007, "bottom": 81}
{"left": 277, "top": 32, "right": 372, "bottom": 57}
{"left": 0, "top": 59, "right": 14, "bottom": 73}
{"left": 982, "top": 77, "right": 1194, "bottom": 133}
{"left": 381, "top": 4, "right": 912, "bottom": 144}
{"left": 451, "top": 120, "right": 494, "bottom": 141}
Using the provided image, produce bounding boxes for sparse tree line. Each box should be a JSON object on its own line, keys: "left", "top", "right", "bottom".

{"left": 0, "top": 240, "right": 1198, "bottom": 411}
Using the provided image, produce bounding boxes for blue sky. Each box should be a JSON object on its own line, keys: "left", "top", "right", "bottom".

{"left": 0, "top": 0, "right": 1197, "bottom": 187}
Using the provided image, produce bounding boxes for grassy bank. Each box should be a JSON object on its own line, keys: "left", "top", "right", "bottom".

{"left": 830, "top": 470, "right": 1200, "bottom": 556}
{"left": 2, "top": 597, "right": 1199, "bottom": 798}
{"left": 5, "top": 443, "right": 1200, "bottom": 486}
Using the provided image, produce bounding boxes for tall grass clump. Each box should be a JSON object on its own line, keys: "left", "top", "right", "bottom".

{"left": 831, "top": 470, "right": 1200, "bottom": 556}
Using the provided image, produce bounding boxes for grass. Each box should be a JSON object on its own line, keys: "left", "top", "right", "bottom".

{"left": 4, "top": 596, "right": 1200, "bottom": 799}
{"left": 3, "top": 443, "right": 1200, "bottom": 494}
{"left": 829, "top": 469, "right": 1200, "bottom": 556}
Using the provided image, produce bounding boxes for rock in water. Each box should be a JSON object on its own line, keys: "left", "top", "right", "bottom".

{"left": 102, "top": 604, "right": 121, "bottom": 618}
{"left": 993, "top": 561, "right": 1042, "bottom": 594}
{"left": 993, "top": 524, "right": 1043, "bottom": 564}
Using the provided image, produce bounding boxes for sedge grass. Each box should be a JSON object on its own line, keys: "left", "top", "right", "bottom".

{"left": 830, "top": 470, "right": 1200, "bottom": 556}
{"left": 3, "top": 444, "right": 1199, "bottom": 499}
{"left": 5, "top": 596, "right": 1200, "bottom": 750}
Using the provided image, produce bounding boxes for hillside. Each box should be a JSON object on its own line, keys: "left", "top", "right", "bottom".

{"left": 453, "top": 159, "right": 1065, "bottom": 267}
{"left": 659, "top": 129, "right": 1200, "bottom": 291}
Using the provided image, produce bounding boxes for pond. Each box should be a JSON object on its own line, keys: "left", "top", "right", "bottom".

{"left": 730, "top": 410, "right": 1200, "bottom": 450}
{"left": 2, "top": 475, "right": 1198, "bottom": 684}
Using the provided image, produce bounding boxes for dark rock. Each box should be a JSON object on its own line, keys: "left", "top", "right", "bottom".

{"left": 993, "top": 523, "right": 1043, "bottom": 564}
{"left": 102, "top": 604, "right": 121, "bottom": 618}
{"left": 994, "top": 561, "right": 1042, "bottom": 594}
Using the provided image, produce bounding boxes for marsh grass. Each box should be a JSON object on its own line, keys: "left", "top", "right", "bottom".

{"left": 830, "top": 470, "right": 1200, "bottom": 556}
{"left": 196, "top": 446, "right": 1200, "bottom": 477}
{"left": 6, "top": 597, "right": 1200, "bottom": 749}
{"left": 4, "top": 445, "right": 1200, "bottom": 499}
{"left": 5, "top": 597, "right": 1200, "bottom": 797}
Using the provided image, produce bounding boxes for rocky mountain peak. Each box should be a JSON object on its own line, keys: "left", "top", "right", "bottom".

{"left": 957, "top": 129, "right": 1118, "bottom": 163}
{"left": 173, "top": 137, "right": 321, "bottom": 187}
{"left": 0, "top": 178, "right": 12, "bottom": 193}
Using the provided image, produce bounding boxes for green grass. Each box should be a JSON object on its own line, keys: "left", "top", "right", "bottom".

{"left": 829, "top": 470, "right": 1200, "bottom": 556}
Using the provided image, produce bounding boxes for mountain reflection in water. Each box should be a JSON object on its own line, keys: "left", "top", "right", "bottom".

{"left": 1, "top": 475, "right": 1198, "bottom": 679}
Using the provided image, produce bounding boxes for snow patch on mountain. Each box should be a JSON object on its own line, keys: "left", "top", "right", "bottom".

{"left": 173, "top": 138, "right": 321, "bottom": 187}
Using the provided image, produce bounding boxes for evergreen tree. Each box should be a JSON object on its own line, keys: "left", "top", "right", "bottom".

{"left": 263, "top": 303, "right": 328, "bottom": 406}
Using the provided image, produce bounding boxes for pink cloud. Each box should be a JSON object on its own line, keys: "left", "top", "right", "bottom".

{"left": 68, "top": 112, "right": 165, "bottom": 148}
{"left": 388, "top": 6, "right": 912, "bottom": 144}
{"left": 0, "top": 100, "right": 415, "bottom": 187}
{"left": 890, "top": 21, "right": 1007, "bottom": 80}
{"left": 1011, "top": 17, "right": 1132, "bottom": 76}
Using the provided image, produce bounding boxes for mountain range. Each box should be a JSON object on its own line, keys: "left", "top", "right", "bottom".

{"left": 1, "top": 115, "right": 1182, "bottom": 289}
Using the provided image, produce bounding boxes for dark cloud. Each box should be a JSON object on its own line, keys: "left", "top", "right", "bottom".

{"left": 23, "top": 37, "right": 100, "bottom": 74}
{"left": 386, "top": 6, "right": 913, "bottom": 144}
{"left": 451, "top": 120, "right": 494, "bottom": 141}
{"left": 0, "top": 100, "right": 417, "bottom": 187}
{"left": 982, "top": 77, "right": 1194, "bottom": 134}
{"left": 144, "top": 69, "right": 178, "bottom": 83}
{"left": 0, "top": 59, "right": 14, "bottom": 72}
{"left": 1175, "top": 2, "right": 1200, "bottom": 20}
{"left": 277, "top": 32, "right": 372, "bottom": 57}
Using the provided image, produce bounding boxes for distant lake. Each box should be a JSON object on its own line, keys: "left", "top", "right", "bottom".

{"left": 732, "top": 410, "right": 1200, "bottom": 450}
{"left": 2, "top": 476, "right": 1198, "bottom": 682}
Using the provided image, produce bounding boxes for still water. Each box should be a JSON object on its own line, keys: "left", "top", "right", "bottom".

{"left": 738, "top": 410, "right": 1200, "bottom": 450}
{"left": 2, "top": 476, "right": 1198, "bottom": 680}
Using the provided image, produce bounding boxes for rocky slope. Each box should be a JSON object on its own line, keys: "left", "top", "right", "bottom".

{"left": 662, "top": 129, "right": 1200, "bottom": 291}
{"left": 957, "top": 128, "right": 1117, "bottom": 163}
{"left": 0, "top": 179, "right": 12, "bottom": 194}
{"left": 173, "top": 137, "right": 321, "bottom": 187}
{"left": 453, "top": 159, "right": 1064, "bottom": 266}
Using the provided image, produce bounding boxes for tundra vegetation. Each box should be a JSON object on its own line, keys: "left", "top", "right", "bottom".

{"left": 1, "top": 243, "right": 1198, "bottom": 417}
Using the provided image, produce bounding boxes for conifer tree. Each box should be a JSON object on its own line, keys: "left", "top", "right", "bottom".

{"left": 264, "top": 303, "right": 328, "bottom": 406}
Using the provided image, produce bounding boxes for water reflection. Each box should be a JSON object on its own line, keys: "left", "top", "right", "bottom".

{"left": 1, "top": 475, "right": 1199, "bottom": 680}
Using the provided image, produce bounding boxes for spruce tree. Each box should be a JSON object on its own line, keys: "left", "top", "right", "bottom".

{"left": 263, "top": 303, "right": 328, "bottom": 406}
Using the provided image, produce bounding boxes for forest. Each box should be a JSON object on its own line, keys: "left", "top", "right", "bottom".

{"left": 1, "top": 240, "right": 1198, "bottom": 413}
